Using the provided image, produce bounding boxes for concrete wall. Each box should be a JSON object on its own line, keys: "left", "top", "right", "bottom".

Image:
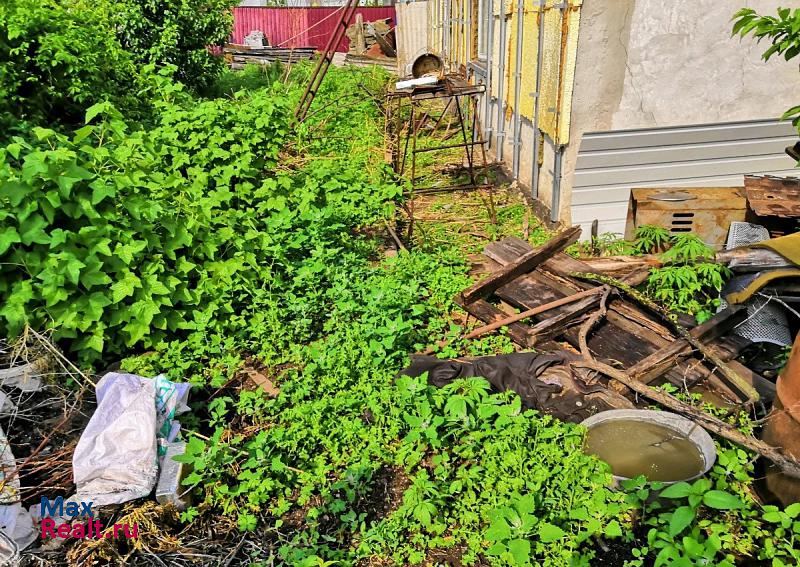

{"left": 561, "top": 0, "right": 800, "bottom": 223}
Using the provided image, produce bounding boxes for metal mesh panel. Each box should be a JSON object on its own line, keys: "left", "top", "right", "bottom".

{"left": 719, "top": 222, "right": 791, "bottom": 347}
{"left": 726, "top": 221, "right": 770, "bottom": 249}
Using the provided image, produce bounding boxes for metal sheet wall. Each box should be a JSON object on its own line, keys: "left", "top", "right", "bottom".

{"left": 425, "top": 0, "right": 581, "bottom": 154}
{"left": 232, "top": 6, "right": 396, "bottom": 52}
{"left": 570, "top": 119, "right": 799, "bottom": 238}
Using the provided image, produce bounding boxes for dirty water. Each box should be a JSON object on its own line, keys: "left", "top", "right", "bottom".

{"left": 584, "top": 420, "right": 705, "bottom": 482}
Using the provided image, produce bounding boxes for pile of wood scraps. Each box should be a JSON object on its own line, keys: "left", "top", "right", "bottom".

{"left": 344, "top": 15, "right": 396, "bottom": 72}
{"left": 449, "top": 228, "right": 800, "bottom": 478}
{"left": 224, "top": 44, "right": 316, "bottom": 69}
{"left": 457, "top": 228, "right": 769, "bottom": 404}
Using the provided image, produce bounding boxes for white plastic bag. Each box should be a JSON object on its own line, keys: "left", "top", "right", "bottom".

{"left": 69, "top": 372, "right": 189, "bottom": 508}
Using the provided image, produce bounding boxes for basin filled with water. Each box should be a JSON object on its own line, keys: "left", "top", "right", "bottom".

{"left": 581, "top": 409, "right": 716, "bottom": 483}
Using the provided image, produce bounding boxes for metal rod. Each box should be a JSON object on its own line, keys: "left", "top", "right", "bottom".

{"left": 511, "top": 0, "right": 525, "bottom": 179}
{"left": 495, "top": 0, "right": 508, "bottom": 161}
{"left": 295, "top": 0, "right": 359, "bottom": 121}
{"left": 551, "top": 144, "right": 564, "bottom": 223}
{"left": 407, "top": 183, "right": 493, "bottom": 195}
{"left": 444, "top": 0, "right": 451, "bottom": 64}
{"left": 454, "top": 95, "right": 477, "bottom": 186}
{"left": 530, "top": 0, "right": 546, "bottom": 200}
{"left": 423, "top": 287, "right": 603, "bottom": 354}
{"left": 463, "top": 0, "right": 472, "bottom": 65}
{"left": 413, "top": 140, "right": 487, "bottom": 154}
{"left": 484, "top": 0, "right": 494, "bottom": 144}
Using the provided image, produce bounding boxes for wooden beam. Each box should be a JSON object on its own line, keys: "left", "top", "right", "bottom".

{"left": 628, "top": 305, "right": 747, "bottom": 385}
{"left": 459, "top": 226, "right": 582, "bottom": 304}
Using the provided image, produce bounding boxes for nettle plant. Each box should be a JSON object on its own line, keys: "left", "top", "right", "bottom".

{"left": 0, "top": 93, "right": 291, "bottom": 360}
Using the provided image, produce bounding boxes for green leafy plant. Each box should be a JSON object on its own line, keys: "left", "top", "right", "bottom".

{"left": 733, "top": 7, "right": 800, "bottom": 135}
{"left": 634, "top": 224, "right": 671, "bottom": 255}
{"left": 645, "top": 234, "right": 730, "bottom": 322}
{"left": 114, "top": 0, "right": 239, "bottom": 92}
{"left": 0, "top": 0, "right": 147, "bottom": 131}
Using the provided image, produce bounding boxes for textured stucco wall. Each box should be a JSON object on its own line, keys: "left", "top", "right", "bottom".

{"left": 613, "top": 0, "right": 800, "bottom": 129}
{"left": 559, "top": 0, "right": 800, "bottom": 223}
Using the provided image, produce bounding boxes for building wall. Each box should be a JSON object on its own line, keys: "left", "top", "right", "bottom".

{"left": 563, "top": 0, "right": 800, "bottom": 232}
{"left": 396, "top": 0, "right": 430, "bottom": 76}
{"left": 411, "top": 0, "right": 800, "bottom": 233}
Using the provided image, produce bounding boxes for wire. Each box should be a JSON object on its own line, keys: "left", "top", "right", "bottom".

{"left": 276, "top": 4, "right": 347, "bottom": 47}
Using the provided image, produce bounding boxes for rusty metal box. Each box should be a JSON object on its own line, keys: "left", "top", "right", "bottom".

{"left": 624, "top": 187, "right": 747, "bottom": 249}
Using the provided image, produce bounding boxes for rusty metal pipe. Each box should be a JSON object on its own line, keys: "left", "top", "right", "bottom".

{"left": 763, "top": 335, "right": 800, "bottom": 505}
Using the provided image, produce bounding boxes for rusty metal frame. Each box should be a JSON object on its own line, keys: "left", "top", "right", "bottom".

{"left": 387, "top": 80, "right": 490, "bottom": 197}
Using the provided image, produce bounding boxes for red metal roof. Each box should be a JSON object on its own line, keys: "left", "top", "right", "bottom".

{"left": 232, "top": 6, "right": 396, "bottom": 53}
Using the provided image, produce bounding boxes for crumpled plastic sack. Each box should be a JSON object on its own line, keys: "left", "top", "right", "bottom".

{"left": 68, "top": 372, "right": 189, "bottom": 508}
{"left": 0, "top": 424, "right": 36, "bottom": 561}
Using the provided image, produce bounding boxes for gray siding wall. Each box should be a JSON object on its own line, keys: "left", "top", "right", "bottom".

{"left": 570, "top": 119, "right": 799, "bottom": 239}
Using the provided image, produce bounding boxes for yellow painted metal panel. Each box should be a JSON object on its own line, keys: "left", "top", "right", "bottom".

{"left": 537, "top": 0, "right": 561, "bottom": 142}
{"left": 506, "top": 1, "right": 540, "bottom": 120}
{"left": 557, "top": 2, "right": 581, "bottom": 144}
{"left": 505, "top": 0, "right": 518, "bottom": 111}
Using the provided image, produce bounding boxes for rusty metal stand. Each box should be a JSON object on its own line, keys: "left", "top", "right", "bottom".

{"left": 386, "top": 79, "right": 492, "bottom": 244}
{"left": 388, "top": 80, "right": 490, "bottom": 196}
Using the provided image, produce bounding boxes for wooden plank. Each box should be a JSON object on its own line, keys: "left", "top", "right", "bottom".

{"left": 480, "top": 238, "right": 742, "bottom": 389}
{"left": 526, "top": 296, "right": 601, "bottom": 344}
{"left": 628, "top": 305, "right": 747, "bottom": 384}
{"left": 460, "top": 227, "right": 582, "bottom": 304}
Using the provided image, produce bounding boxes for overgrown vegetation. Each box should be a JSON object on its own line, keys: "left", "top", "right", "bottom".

{"left": 1, "top": 1, "right": 798, "bottom": 561}
{"left": 0, "top": 0, "right": 238, "bottom": 135}
{"left": 116, "top": 0, "right": 239, "bottom": 92}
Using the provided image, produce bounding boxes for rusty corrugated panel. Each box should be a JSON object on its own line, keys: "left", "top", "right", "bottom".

{"left": 232, "top": 6, "right": 396, "bottom": 52}
{"left": 745, "top": 175, "right": 800, "bottom": 218}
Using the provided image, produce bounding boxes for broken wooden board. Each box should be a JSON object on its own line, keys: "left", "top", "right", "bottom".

{"left": 459, "top": 227, "right": 581, "bottom": 304}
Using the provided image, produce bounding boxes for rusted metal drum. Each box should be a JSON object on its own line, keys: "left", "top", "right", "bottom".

{"left": 411, "top": 53, "right": 442, "bottom": 78}
{"left": 762, "top": 334, "right": 800, "bottom": 505}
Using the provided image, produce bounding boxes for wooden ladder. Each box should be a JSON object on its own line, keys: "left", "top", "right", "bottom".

{"left": 294, "top": 0, "right": 360, "bottom": 122}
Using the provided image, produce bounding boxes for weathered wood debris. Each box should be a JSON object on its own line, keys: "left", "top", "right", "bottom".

{"left": 450, "top": 228, "right": 800, "bottom": 478}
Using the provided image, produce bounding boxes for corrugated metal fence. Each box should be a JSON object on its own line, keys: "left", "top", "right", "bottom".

{"left": 233, "top": 6, "right": 396, "bottom": 52}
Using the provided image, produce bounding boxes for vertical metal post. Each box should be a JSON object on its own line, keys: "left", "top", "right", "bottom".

{"left": 495, "top": 0, "right": 507, "bottom": 161}
{"left": 530, "top": 0, "right": 545, "bottom": 199}
{"left": 484, "top": 0, "right": 494, "bottom": 146}
{"left": 511, "top": 0, "right": 525, "bottom": 179}
{"left": 464, "top": 0, "right": 471, "bottom": 62}
{"left": 443, "top": 0, "right": 450, "bottom": 64}
{"left": 551, "top": 144, "right": 563, "bottom": 223}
